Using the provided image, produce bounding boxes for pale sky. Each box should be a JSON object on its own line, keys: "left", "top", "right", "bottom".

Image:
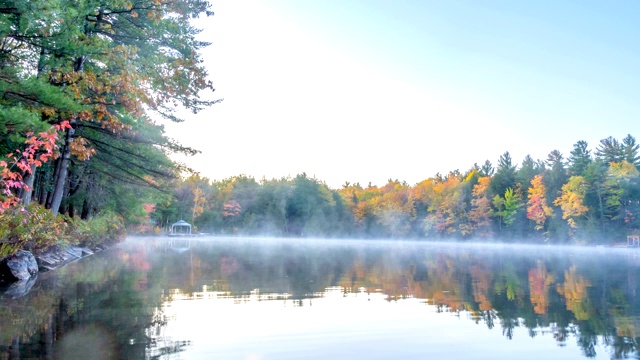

{"left": 161, "top": 0, "right": 640, "bottom": 189}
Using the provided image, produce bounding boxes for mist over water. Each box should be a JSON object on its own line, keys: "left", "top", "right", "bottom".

{"left": 1, "top": 236, "right": 639, "bottom": 359}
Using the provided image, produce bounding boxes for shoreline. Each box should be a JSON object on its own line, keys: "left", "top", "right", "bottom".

{"left": 0, "top": 243, "right": 112, "bottom": 295}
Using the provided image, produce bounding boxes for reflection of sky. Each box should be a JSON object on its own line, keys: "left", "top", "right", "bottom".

{"left": 154, "top": 286, "right": 608, "bottom": 360}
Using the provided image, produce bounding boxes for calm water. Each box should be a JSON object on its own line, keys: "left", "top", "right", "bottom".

{"left": 2, "top": 237, "right": 640, "bottom": 359}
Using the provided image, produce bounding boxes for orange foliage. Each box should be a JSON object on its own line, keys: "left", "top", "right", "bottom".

{"left": 526, "top": 175, "right": 553, "bottom": 231}
{"left": 528, "top": 262, "right": 554, "bottom": 314}
{"left": 468, "top": 176, "right": 493, "bottom": 237}
{"left": 470, "top": 263, "right": 493, "bottom": 311}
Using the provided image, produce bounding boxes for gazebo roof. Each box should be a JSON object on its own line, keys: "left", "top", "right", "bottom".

{"left": 171, "top": 220, "right": 191, "bottom": 227}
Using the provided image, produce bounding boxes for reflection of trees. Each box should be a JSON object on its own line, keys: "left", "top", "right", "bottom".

{"left": 557, "top": 265, "right": 593, "bottom": 321}
{"left": 131, "top": 242, "right": 640, "bottom": 359}
{"left": 606, "top": 335, "right": 637, "bottom": 359}
{"left": 471, "top": 262, "right": 493, "bottom": 311}
{"left": 195, "top": 243, "right": 640, "bottom": 358}
{"left": 6, "top": 240, "right": 640, "bottom": 358}
{"left": 1, "top": 241, "right": 181, "bottom": 359}
{"left": 529, "top": 261, "right": 554, "bottom": 315}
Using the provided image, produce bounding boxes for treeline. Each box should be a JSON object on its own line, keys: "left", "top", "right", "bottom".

{"left": 0, "top": 1, "right": 215, "bottom": 254}
{"left": 158, "top": 134, "right": 640, "bottom": 244}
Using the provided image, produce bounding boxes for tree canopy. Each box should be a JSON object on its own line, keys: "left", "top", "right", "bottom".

{"left": 1, "top": 0, "right": 218, "bottom": 218}
{"left": 159, "top": 135, "right": 640, "bottom": 245}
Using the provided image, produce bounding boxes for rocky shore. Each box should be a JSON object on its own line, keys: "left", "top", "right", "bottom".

{"left": 0, "top": 245, "right": 108, "bottom": 298}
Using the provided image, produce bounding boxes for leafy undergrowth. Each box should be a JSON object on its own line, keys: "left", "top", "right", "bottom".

{"left": 0, "top": 204, "right": 125, "bottom": 258}
{"left": 68, "top": 210, "right": 126, "bottom": 248}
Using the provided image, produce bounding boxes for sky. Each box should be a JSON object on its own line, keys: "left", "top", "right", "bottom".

{"left": 160, "top": 0, "right": 640, "bottom": 189}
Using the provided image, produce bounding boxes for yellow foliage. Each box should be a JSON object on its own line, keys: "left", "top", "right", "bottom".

{"left": 553, "top": 176, "right": 589, "bottom": 228}
{"left": 557, "top": 265, "right": 592, "bottom": 320}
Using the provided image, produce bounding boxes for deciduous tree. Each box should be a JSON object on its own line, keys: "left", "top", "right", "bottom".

{"left": 553, "top": 176, "right": 589, "bottom": 230}
{"left": 467, "top": 176, "right": 493, "bottom": 237}
{"left": 526, "top": 175, "right": 553, "bottom": 232}
{"left": 492, "top": 188, "right": 522, "bottom": 230}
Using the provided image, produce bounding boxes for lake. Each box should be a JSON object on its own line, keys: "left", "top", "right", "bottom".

{"left": 1, "top": 236, "right": 640, "bottom": 359}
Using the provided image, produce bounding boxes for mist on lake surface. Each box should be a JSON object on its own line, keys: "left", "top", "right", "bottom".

{"left": 1, "top": 236, "right": 639, "bottom": 359}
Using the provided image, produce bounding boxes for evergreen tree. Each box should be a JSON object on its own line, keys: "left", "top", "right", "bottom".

{"left": 544, "top": 150, "right": 568, "bottom": 200}
{"left": 516, "top": 155, "right": 543, "bottom": 193}
{"left": 1, "top": 0, "right": 218, "bottom": 217}
{"left": 568, "top": 140, "right": 592, "bottom": 176}
{"left": 490, "top": 152, "right": 517, "bottom": 197}
{"left": 622, "top": 134, "right": 640, "bottom": 167}
{"left": 581, "top": 158, "right": 609, "bottom": 237}
{"left": 543, "top": 150, "right": 568, "bottom": 240}
{"left": 595, "top": 136, "right": 624, "bottom": 165}
{"left": 480, "top": 160, "right": 494, "bottom": 177}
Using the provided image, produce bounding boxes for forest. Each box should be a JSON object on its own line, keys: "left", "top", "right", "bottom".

{"left": 1, "top": 1, "right": 639, "bottom": 254}
{"left": 156, "top": 134, "right": 640, "bottom": 244}
{"left": 0, "top": 0, "right": 216, "bottom": 256}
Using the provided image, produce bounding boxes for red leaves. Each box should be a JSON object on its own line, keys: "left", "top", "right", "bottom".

{"left": 1, "top": 123, "right": 65, "bottom": 212}
{"left": 222, "top": 200, "right": 241, "bottom": 218}
{"left": 55, "top": 120, "right": 72, "bottom": 131}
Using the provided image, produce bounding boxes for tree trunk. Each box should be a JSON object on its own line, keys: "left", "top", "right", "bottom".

{"left": 36, "top": 164, "right": 51, "bottom": 205}
{"left": 19, "top": 164, "right": 37, "bottom": 205}
{"left": 66, "top": 166, "right": 84, "bottom": 218}
{"left": 46, "top": 157, "right": 62, "bottom": 208}
{"left": 33, "top": 170, "right": 42, "bottom": 204}
{"left": 59, "top": 181, "right": 70, "bottom": 216}
{"left": 81, "top": 197, "right": 90, "bottom": 220}
{"left": 50, "top": 127, "right": 74, "bottom": 215}
{"left": 596, "top": 184, "right": 606, "bottom": 235}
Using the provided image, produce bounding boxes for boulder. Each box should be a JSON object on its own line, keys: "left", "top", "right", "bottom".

{"left": 66, "top": 246, "right": 83, "bottom": 258}
{"left": 2, "top": 275, "right": 37, "bottom": 299}
{"left": 0, "top": 250, "right": 38, "bottom": 281}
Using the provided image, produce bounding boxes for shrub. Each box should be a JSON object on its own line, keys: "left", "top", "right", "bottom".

{"left": 67, "top": 210, "right": 126, "bottom": 248}
{"left": 0, "top": 205, "right": 126, "bottom": 258}
{"left": 0, "top": 204, "right": 70, "bottom": 257}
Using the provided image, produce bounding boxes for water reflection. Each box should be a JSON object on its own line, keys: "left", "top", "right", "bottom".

{"left": 2, "top": 237, "right": 640, "bottom": 359}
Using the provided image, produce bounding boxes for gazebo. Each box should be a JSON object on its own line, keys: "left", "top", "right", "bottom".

{"left": 170, "top": 220, "right": 192, "bottom": 235}
{"left": 628, "top": 235, "right": 640, "bottom": 247}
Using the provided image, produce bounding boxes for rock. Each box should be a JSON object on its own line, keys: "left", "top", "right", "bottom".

{"left": 36, "top": 245, "right": 100, "bottom": 272}
{"left": 0, "top": 250, "right": 38, "bottom": 281}
{"left": 37, "top": 253, "right": 58, "bottom": 266}
{"left": 38, "top": 263, "right": 56, "bottom": 272}
{"left": 56, "top": 250, "right": 74, "bottom": 262}
{"left": 35, "top": 252, "right": 64, "bottom": 272}
{"left": 66, "top": 247, "right": 83, "bottom": 258}
{"left": 92, "top": 245, "right": 106, "bottom": 252}
{"left": 2, "top": 275, "right": 37, "bottom": 299}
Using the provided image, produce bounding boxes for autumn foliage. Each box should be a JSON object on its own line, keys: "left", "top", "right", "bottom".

{"left": 156, "top": 135, "right": 640, "bottom": 244}
{"left": 0, "top": 0, "right": 217, "bottom": 253}
{"left": 526, "top": 175, "right": 553, "bottom": 231}
{"left": 0, "top": 122, "right": 71, "bottom": 212}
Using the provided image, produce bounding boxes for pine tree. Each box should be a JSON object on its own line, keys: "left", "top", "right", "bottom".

{"left": 568, "top": 140, "right": 592, "bottom": 176}
{"left": 1, "top": 0, "right": 219, "bottom": 216}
